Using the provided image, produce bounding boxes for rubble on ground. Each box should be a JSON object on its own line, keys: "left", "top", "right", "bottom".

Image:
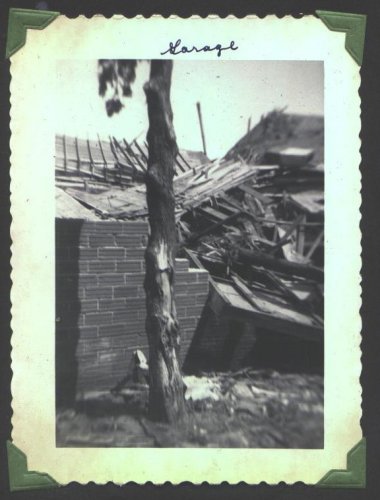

{"left": 56, "top": 368, "right": 323, "bottom": 448}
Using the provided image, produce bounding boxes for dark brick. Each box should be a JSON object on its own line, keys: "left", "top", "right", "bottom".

{"left": 174, "top": 259, "right": 189, "bottom": 271}
{"left": 196, "top": 293, "right": 209, "bottom": 304}
{"left": 76, "top": 221, "right": 97, "bottom": 233}
{"left": 126, "top": 338, "right": 145, "bottom": 351}
{"left": 88, "top": 261, "right": 116, "bottom": 273}
{"left": 185, "top": 283, "right": 209, "bottom": 294}
{"left": 114, "top": 286, "right": 139, "bottom": 298}
{"left": 124, "top": 273, "right": 145, "bottom": 285}
{"left": 126, "top": 248, "right": 145, "bottom": 259}
{"left": 57, "top": 260, "right": 89, "bottom": 274}
{"left": 71, "top": 247, "right": 98, "bottom": 260}
{"left": 78, "top": 274, "right": 98, "bottom": 287}
{"left": 125, "top": 298, "right": 145, "bottom": 311}
{"left": 85, "top": 287, "right": 113, "bottom": 299}
{"left": 176, "top": 271, "right": 198, "bottom": 283}
{"left": 85, "top": 312, "right": 113, "bottom": 326}
{"left": 176, "top": 307, "right": 186, "bottom": 317}
{"left": 196, "top": 271, "right": 209, "bottom": 283}
{"left": 77, "top": 337, "right": 113, "bottom": 354}
{"left": 76, "top": 353, "right": 97, "bottom": 362}
{"left": 78, "top": 234, "right": 90, "bottom": 247}
{"left": 56, "top": 231, "right": 89, "bottom": 248}
{"left": 89, "top": 235, "right": 115, "bottom": 247}
{"left": 186, "top": 305, "right": 205, "bottom": 317}
{"left": 112, "top": 310, "right": 141, "bottom": 325}
{"left": 136, "top": 286, "right": 146, "bottom": 298}
{"left": 78, "top": 352, "right": 98, "bottom": 367}
{"left": 75, "top": 344, "right": 87, "bottom": 357}
{"left": 176, "top": 295, "right": 197, "bottom": 306}
{"left": 55, "top": 218, "right": 82, "bottom": 230}
{"left": 79, "top": 260, "right": 91, "bottom": 273}
{"left": 116, "top": 337, "right": 143, "bottom": 352}
{"left": 122, "top": 222, "right": 149, "bottom": 234}
{"left": 174, "top": 283, "right": 188, "bottom": 294}
{"left": 99, "top": 299, "right": 126, "bottom": 311}
{"left": 111, "top": 334, "right": 140, "bottom": 349}
{"left": 179, "top": 341, "right": 192, "bottom": 351}
{"left": 116, "top": 261, "right": 143, "bottom": 273}
{"left": 80, "top": 300, "right": 98, "bottom": 312}
{"left": 111, "top": 335, "right": 130, "bottom": 348}
{"left": 85, "top": 221, "right": 123, "bottom": 234}
{"left": 99, "top": 247, "right": 125, "bottom": 259}
{"left": 98, "top": 274, "right": 125, "bottom": 286}
{"left": 137, "top": 309, "right": 146, "bottom": 320}
{"left": 126, "top": 322, "right": 146, "bottom": 335}
{"left": 179, "top": 317, "right": 197, "bottom": 329}
{"left": 77, "top": 326, "right": 98, "bottom": 339}
{"left": 181, "top": 329, "right": 196, "bottom": 341}
{"left": 98, "top": 323, "right": 127, "bottom": 337}
{"left": 115, "top": 234, "right": 146, "bottom": 247}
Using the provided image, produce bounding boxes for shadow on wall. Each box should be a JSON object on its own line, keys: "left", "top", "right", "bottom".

{"left": 56, "top": 219, "right": 83, "bottom": 408}
{"left": 183, "top": 299, "right": 324, "bottom": 375}
{"left": 183, "top": 298, "right": 259, "bottom": 374}
{"left": 182, "top": 302, "right": 223, "bottom": 374}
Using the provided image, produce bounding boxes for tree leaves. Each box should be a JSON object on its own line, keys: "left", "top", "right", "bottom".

{"left": 98, "top": 60, "right": 138, "bottom": 116}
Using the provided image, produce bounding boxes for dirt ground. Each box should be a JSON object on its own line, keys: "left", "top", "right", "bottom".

{"left": 56, "top": 369, "right": 323, "bottom": 448}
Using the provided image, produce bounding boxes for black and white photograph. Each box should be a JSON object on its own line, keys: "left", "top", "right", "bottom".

{"left": 55, "top": 59, "right": 325, "bottom": 449}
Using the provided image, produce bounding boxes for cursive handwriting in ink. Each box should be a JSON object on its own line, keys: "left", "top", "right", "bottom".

{"left": 161, "top": 39, "right": 238, "bottom": 58}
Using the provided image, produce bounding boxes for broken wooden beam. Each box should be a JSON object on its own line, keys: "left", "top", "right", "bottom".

{"left": 230, "top": 246, "right": 324, "bottom": 281}
{"left": 231, "top": 273, "right": 263, "bottom": 311}
{"left": 237, "top": 184, "right": 272, "bottom": 205}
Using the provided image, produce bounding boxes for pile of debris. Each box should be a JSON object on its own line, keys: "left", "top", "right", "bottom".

{"left": 176, "top": 111, "right": 324, "bottom": 347}
{"left": 56, "top": 109, "right": 324, "bottom": 358}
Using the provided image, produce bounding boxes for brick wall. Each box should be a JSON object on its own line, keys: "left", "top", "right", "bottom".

{"left": 56, "top": 219, "right": 209, "bottom": 404}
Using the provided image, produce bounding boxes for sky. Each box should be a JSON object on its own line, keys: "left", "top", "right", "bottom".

{"left": 56, "top": 60, "right": 323, "bottom": 159}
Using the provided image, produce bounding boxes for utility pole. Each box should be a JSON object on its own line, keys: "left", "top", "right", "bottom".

{"left": 247, "top": 116, "right": 251, "bottom": 133}
{"left": 196, "top": 101, "right": 207, "bottom": 156}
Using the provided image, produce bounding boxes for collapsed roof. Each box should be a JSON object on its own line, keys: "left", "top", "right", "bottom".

{"left": 55, "top": 110, "right": 324, "bottom": 343}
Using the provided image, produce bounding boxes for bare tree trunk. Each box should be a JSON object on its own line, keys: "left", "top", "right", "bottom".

{"left": 143, "top": 60, "right": 186, "bottom": 423}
